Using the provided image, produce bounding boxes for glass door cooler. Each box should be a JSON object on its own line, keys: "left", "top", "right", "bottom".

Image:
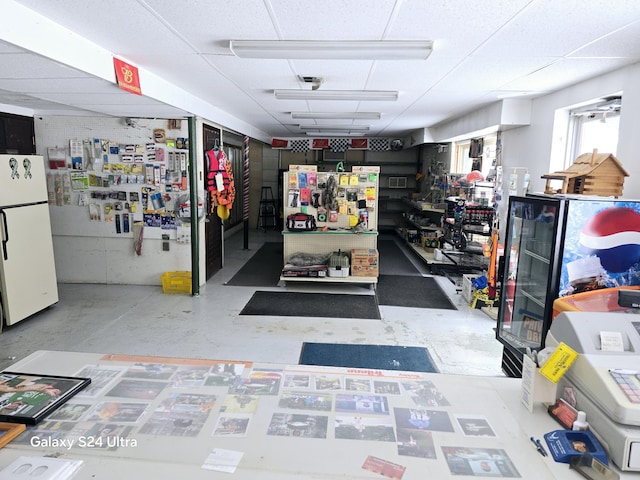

{"left": 496, "top": 194, "right": 640, "bottom": 377}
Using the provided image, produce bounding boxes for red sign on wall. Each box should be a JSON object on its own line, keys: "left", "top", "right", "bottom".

{"left": 350, "top": 138, "right": 369, "bottom": 149}
{"left": 271, "top": 138, "right": 289, "bottom": 148}
{"left": 312, "top": 138, "right": 329, "bottom": 149}
{"left": 113, "top": 58, "right": 142, "bottom": 95}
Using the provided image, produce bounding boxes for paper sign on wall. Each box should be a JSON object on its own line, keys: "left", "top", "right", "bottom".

{"left": 113, "top": 57, "right": 142, "bottom": 95}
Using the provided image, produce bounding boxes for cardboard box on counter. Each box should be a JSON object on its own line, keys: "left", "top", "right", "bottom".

{"left": 351, "top": 264, "right": 379, "bottom": 277}
{"left": 350, "top": 249, "right": 378, "bottom": 277}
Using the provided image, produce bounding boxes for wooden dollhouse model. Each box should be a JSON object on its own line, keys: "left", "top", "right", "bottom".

{"left": 542, "top": 149, "right": 629, "bottom": 197}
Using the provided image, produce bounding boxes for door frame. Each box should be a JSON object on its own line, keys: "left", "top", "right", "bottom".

{"left": 202, "top": 124, "right": 223, "bottom": 280}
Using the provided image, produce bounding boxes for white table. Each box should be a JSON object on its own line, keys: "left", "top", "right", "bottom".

{"left": 0, "top": 351, "right": 632, "bottom": 479}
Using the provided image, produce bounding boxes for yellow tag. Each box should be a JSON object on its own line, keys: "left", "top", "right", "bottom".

{"left": 365, "top": 187, "right": 376, "bottom": 200}
{"left": 349, "top": 174, "right": 359, "bottom": 186}
{"left": 349, "top": 215, "right": 358, "bottom": 226}
{"left": 539, "top": 342, "right": 578, "bottom": 383}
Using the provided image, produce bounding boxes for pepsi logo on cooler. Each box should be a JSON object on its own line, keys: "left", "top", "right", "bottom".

{"left": 579, "top": 207, "right": 640, "bottom": 272}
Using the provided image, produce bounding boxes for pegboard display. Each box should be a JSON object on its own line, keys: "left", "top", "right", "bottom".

{"left": 281, "top": 165, "right": 379, "bottom": 284}
{"left": 35, "top": 116, "right": 194, "bottom": 240}
{"left": 282, "top": 165, "right": 379, "bottom": 233}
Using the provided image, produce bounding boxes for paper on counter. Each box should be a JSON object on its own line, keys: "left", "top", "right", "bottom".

{"left": 202, "top": 448, "right": 244, "bottom": 474}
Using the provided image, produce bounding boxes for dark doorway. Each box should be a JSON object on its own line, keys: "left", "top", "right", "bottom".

{"left": 203, "top": 124, "right": 222, "bottom": 280}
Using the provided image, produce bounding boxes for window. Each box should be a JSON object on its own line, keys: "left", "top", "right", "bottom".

{"left": 565, "top": 96, "right": 621, "bottom": 168}
{"left": 454, "top": 142, "right": 472, "bottom": 172}
{"left": 453, "top": 135, "right": 497, "bottom": 179}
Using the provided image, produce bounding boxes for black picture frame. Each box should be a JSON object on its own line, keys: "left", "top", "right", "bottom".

{"left": 0, "top": 372, "right": 91, "bottom": 425}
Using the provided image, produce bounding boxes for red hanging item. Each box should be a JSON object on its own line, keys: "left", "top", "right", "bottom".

{"left": 206, "top": 148, "right": 235, "bottom": 217}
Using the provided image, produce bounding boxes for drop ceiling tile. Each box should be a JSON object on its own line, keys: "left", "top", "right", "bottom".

{"left": 270, "top": 0, "right": 396, "bottom": 39}
{"left": 437, "top": 56, "right": 560, "bottom": 93}
{"left": 501, "top": 57, "right": 635, "bottom": 91}
{"left": 570, "top": 21, "right": 640, "bottom": 58}
{"left": 387, "top": 0, "right": 531, "bottom": 53}
{"left": 365, "top": 59, "right": 456, "bottom": 93}
{"left": 150, "top": 0, "right": 277, "bottom": 52}
{"left": 477, "top": 0, "right": 640, "bottom": 58}
{"left": 16, "top": 0, "right": 189, "bottom": 58}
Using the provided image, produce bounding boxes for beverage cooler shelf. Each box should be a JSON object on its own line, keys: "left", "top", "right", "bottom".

{"left": 496, "top": 193, "right": 640, "bottom": 377}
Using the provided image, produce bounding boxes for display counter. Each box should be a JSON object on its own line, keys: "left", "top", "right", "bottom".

{"left": 0, "top": 351, "right": 633, "bottom": 479}
{"left": 552, "top": 286, "right": 640, "bottom": 318}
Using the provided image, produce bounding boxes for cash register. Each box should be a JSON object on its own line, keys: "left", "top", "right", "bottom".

{"left": 546, "top": 312, "right": 640, "bottom": 471}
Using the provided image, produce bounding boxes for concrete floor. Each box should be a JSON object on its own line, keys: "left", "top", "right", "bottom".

{"left": 0, "top": 230, "right": 505, "bottom": 376}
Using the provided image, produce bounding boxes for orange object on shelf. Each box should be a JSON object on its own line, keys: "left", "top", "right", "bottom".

{"left": 552, "top": 286, "right": 640, "bottom": 319}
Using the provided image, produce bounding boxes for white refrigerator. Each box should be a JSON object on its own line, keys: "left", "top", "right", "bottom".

{"left": 0, "top": 154, "right": 58, "bottom": 330}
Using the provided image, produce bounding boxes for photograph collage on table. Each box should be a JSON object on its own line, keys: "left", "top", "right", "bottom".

{"left": 4, "top": 358, "right": 520, "bottom": 478}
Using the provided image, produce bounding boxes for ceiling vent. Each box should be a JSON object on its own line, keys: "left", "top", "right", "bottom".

{"left": 297, "top": 75, "right": 325, "bottom": 90}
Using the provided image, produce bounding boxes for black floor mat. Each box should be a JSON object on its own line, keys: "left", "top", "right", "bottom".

{"left": 240, "top": 291, "right": 381, "bottom": 319}
{"left": 300, "top": 342, "right": 438, "bottom": 372}
{"left": 225, "top": 243, "right": 283, "bottom": 286}
{"left": 377, "top": 239, "right": 421, "bottom": 276}
{"left": 376, "top": 275, "right": 457, "bottom": 309}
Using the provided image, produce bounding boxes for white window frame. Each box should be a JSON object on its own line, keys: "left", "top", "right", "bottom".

{"left": 565, "top": 98, "right": 621, "bottom": 168}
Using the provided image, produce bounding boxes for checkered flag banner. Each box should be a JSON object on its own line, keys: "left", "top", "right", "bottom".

{"left": 330, "top": 138, "right": 350, "bottom": 153}
{"left": 290, "top": 139, "right": 310, "bottom": 153}
{"left": 369, "top": 137, "right": 390, "bottom": 151}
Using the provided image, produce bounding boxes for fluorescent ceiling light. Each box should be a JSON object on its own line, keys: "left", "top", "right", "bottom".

{"left": 304, "top": 132, "right": 366, "bottom": 137}
{"left": 299, "top": 124, "right": 369, "bottom": 131}
{"left": 496, "top": 91, "right": 544, "bottom": 99}
{"left": 292, "top": 112, "right": 381, "bottom": 120}
{"left": 230, "top": 40, "right": 433, "bottom": 60}
{"left": 275, "top": 90, "right": 398, "bottom": 101}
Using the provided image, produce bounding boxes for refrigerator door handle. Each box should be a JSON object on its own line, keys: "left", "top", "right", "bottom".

{"left": 0, "top": 209, "right": 7, "bottom": 260}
